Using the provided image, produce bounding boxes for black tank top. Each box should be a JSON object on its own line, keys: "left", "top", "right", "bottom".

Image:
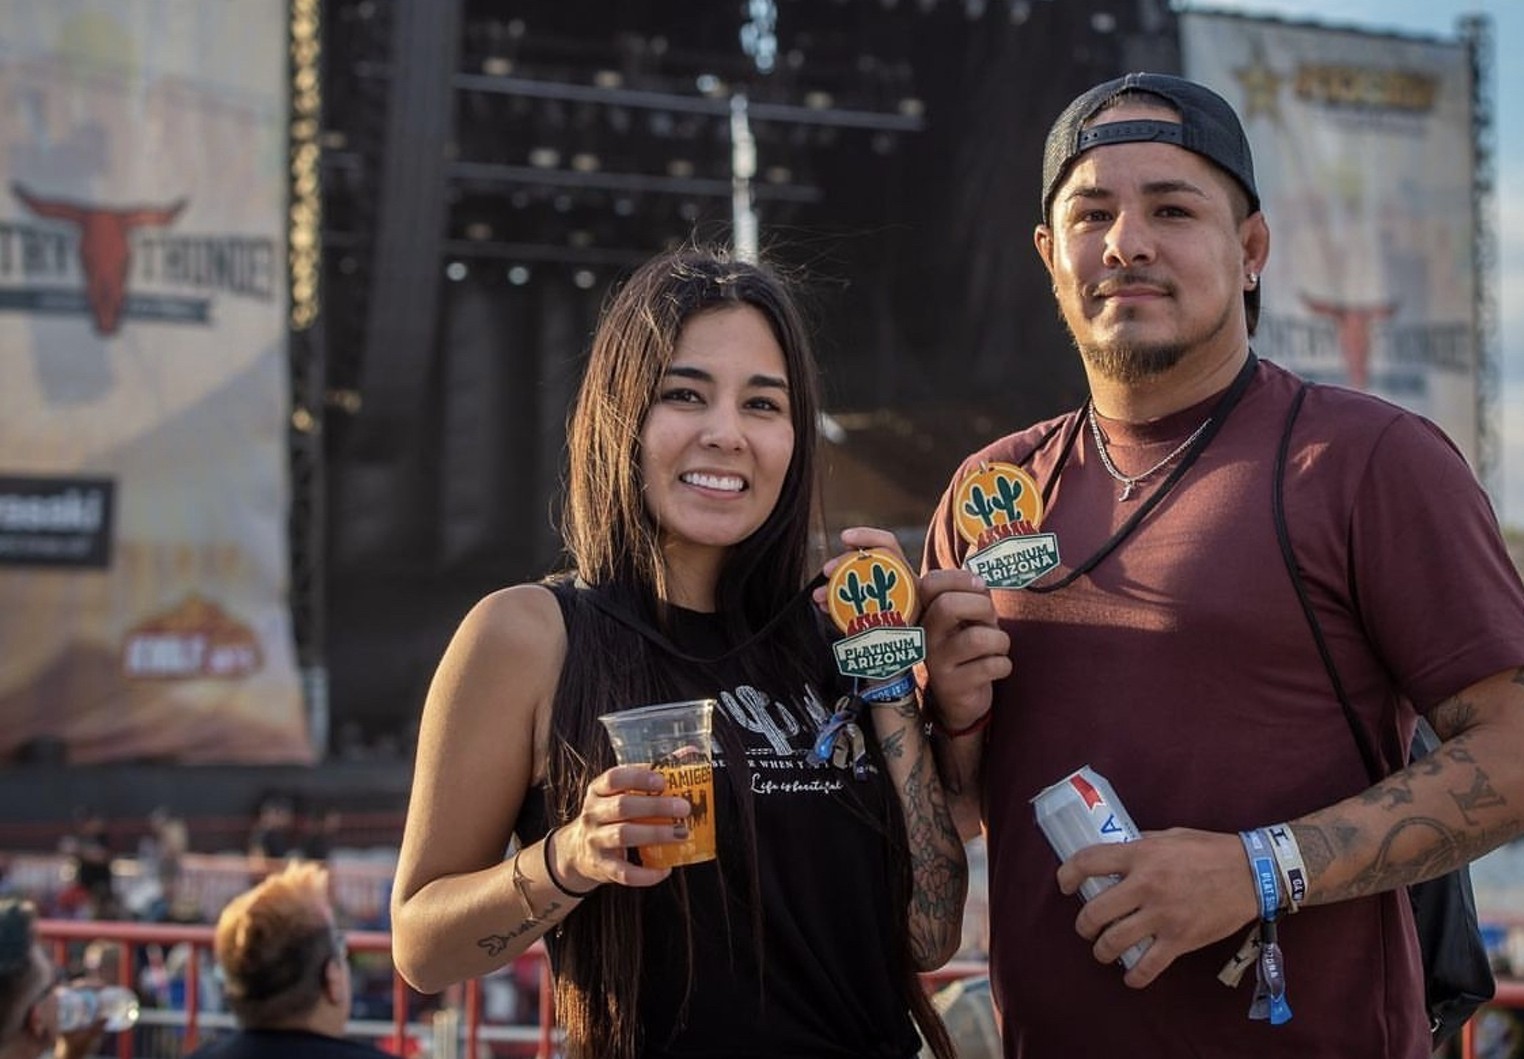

{"left": 517, "top": 590, "right": 921, "bottom": 1059}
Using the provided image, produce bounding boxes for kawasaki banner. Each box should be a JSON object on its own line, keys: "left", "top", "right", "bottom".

{"left": 0, "top": 3, "right": 309, "bottom": 762}
{"left": 1181, "top": 11, "right": 1480, "bottom": 466}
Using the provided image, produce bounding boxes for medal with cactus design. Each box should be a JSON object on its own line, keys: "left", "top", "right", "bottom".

{"left": 826, "top": 548, "right": 926, "bottom": 680}
{"left": 953, "top": 461, "right": 1061, "bottom": 589}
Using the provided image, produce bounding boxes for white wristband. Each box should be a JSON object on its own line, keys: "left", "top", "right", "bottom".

{"left": 1264, "top": 822, "right": 1307, "bottom": 913}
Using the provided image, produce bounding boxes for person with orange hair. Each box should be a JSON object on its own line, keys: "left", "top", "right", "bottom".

{"left": 184, "top": 863, "right": 384, "bottom": 1059}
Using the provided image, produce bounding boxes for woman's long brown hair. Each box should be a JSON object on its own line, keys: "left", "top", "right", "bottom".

{"left": 547, "top": 246, "right": 954, "bottom": 1059}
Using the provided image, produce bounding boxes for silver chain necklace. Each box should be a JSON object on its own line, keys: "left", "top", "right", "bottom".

{"left": 1087, "top": 402, "right": 1213, "bottom": 501}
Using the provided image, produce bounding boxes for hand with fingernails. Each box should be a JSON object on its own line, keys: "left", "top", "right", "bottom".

{"left": 553, "top": 767, "right": 695, "bottom": 891}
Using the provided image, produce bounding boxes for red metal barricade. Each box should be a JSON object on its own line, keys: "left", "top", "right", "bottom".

{"left": 32, "top": 918, "right": 1524, "bottom": 1059}
{"left": 36, "top": 919, "right": 555, "bottom": 1059}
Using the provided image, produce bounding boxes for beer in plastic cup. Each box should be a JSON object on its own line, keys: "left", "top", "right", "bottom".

{"left": 598, "top": 698, "right": 717, "bottom": 868}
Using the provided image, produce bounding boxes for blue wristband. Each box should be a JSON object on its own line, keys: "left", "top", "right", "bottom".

{"left": 1238, "top": 829, "right": 1281, "bottom": 922}
{"left": 1239, "top": 829, "right": 1293, "bottom": 1026}
{"left": 860, "top": 674, "right": 915, "bottom": 703}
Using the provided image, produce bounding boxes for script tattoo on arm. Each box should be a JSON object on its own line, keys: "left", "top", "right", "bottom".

{"left": 476, "top": 899, "right": 564, "bottom": 956}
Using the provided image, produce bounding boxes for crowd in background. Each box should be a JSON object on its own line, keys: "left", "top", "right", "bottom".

{"left": 0, "top": 798, "right": 569, "bottom": 1056}
{"left": 3, "top": 797, "right": 1523, "bottom": 1058}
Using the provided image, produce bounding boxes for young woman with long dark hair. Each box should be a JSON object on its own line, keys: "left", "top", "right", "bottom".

{"left": 391, "top": 247, "right": 965, "bottom": 1059}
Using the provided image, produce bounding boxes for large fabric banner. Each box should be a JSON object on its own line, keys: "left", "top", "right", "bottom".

{"left": 0, "top": 3, "right": 309, "bottom": 762}
{"left": 1181, "top": 11, "right": 1479, "bottom": 465}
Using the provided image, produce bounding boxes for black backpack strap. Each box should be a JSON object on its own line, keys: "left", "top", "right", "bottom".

{"left": 1273, "top": 384, "right": 1495, "bottom": 1044}
{"left": 1271, "top": 382, "right": 1384, "bottom": 785}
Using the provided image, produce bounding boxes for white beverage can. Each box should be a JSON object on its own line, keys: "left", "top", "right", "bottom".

{"left": 1032, "top": 765, "right": 1151, "bottom": 969}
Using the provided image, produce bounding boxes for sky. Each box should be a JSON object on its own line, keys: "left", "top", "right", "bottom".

{"left": 1180, "top": 0, "right": 1524, "bottom": 525}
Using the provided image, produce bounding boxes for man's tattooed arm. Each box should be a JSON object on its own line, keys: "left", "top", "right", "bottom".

{"left": 1289, "top": 670, "right": 1524, "bottom": 906}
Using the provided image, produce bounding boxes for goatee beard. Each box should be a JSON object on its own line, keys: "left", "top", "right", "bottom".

{"left": 1077, "top": 341, "right": 1188, "bottom": 385}
{"left": 1063, "top": 279, "right": 1237, "bottom": 384}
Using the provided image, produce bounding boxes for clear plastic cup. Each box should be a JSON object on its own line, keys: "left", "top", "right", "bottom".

{"left": 56, "top": 985, "right": 140, "bottom": 1033}
{"left": 598, "top": 698, "right": 717, "bottom": 868}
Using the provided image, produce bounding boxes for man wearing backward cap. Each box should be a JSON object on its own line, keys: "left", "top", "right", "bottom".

{"left": 911, "top": 72, "right": 1524, "bottom": 1057}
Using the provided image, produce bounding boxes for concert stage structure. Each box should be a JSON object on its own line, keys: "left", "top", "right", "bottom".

{"left": 313, "top": 0, "right": 1171, "bottom": 751}
{"left": 0, "top": 1, "right": 1494, "bottom": 826}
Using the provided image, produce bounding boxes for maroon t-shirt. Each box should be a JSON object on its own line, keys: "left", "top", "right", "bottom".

{"left": 924, "top": 358, "right": 1524, "bottom": 1058}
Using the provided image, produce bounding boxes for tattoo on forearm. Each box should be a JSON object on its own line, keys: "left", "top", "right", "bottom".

{"left": 1427, "top": 694, "right": 1479, "bottom": 741}
{"left": 899, "top": 746, "right": 967, "bottom": 966}
{"left": 476, "top": 899, "right": 564, "bottom": 956}
{"left": 1358, "top": 781, "right": 1414, "bottom": 810}
{"left": 1411, "top": 752, "right": 1445, "bottom": 778}
{"left": 1320, "top": 817, "right": 1521, "bottom": 900}
{"left": 1290, "top": 823, "right": 1335, "bottom": 881}
{"left": 1293, "top": 725, "right": 1521, "bottom": 903}
{"left": 1443, "top": 743, "right": 1477, "bottom": 765}
{"left": 880, "top": 726, "right": 907, "bottom": 761}
{"left": 1452, "top": 769, "right": 1507, "bottom": 825}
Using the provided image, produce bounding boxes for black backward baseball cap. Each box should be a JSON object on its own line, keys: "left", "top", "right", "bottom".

{"left": 1041, "top": 72, "right": 1260, "bottom": 223}
{"left": 1040, "top": 72, "right": 1262, "bottom": 329}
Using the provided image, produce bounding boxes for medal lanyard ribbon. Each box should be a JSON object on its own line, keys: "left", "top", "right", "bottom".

{"left": 810, "top": 675, "right": 913, "bottom": 777}
{"left": 1238, "top": 828, "right": 1293, "bottom": 1025}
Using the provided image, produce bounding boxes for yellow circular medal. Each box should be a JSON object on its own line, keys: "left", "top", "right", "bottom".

{"left": 826, "top": 548, "right": 918, "bottom": 635}
{"left": 952, "top": 461, "right": 1043, "bottom": 545}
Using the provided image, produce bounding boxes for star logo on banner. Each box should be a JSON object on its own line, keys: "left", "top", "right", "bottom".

{"left": 1234, "top": 41, "right": 1283, "bottom": 122}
